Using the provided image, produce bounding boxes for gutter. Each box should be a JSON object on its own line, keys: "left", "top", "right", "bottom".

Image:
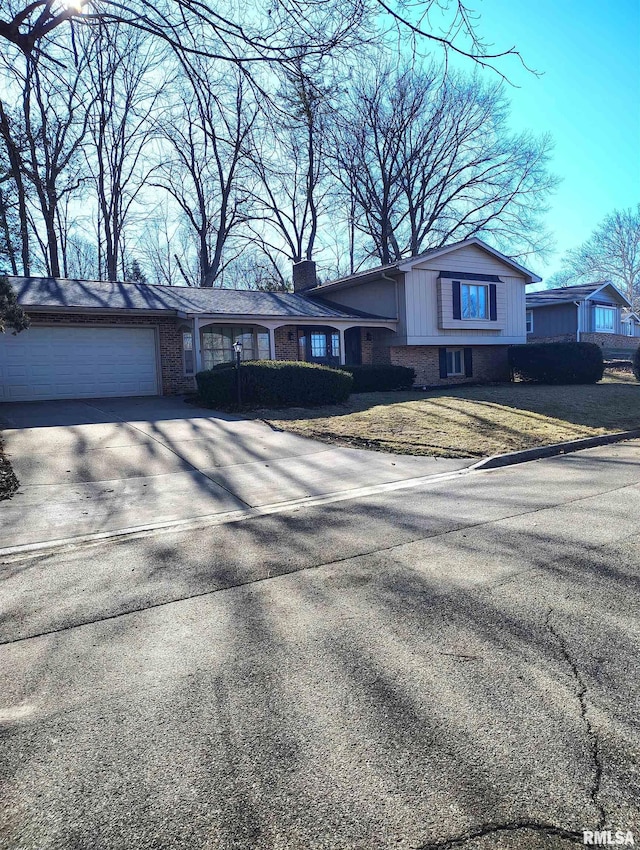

{"left": 574, "top": 301, "right": 581, "bottom": 342}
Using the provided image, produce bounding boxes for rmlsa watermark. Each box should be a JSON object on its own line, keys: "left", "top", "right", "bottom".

{"left": 583, "top": 830, "right": 635, "bottom": 846}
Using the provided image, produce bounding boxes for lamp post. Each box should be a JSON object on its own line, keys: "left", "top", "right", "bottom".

{"left": 233, "top": 339, "right": 243, "bottom": 407}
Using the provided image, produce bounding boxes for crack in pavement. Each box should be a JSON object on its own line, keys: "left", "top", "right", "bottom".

{"left": 417, "top": 819, "right": 584, "bottom": 848}
{"left": 416, "top": 611, "right": 607, "bottom": 850}
{"left": 545, "top": 608, "right": 606, "bottom": 830}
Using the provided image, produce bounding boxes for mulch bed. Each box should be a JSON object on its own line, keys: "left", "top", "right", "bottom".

{"left": 0, "top": 435, "right": 18, "bottom": 500}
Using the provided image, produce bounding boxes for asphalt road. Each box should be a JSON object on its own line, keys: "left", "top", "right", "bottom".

{"left": 2, "top": 442, "right": 640, "bottom": 849}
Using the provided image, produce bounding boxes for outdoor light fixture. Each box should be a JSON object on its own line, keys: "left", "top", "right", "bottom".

{"left": 233, "top": 339, "right": 243, "bottom": 406}
{"left": 288, "top": 331, "right": 294, "bottom": 341}
{"left": 366, "top": 332, "right": 372, "bottom": 341}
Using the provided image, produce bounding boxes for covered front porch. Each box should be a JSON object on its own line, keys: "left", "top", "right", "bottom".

{"left": 188, "top": 317, "right": 396, "bottom": 372}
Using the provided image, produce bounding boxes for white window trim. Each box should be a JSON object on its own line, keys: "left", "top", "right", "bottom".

{"left": 461, "top": 283, "right": 489, "bottom": 321}
{"left": 594, "top": 305, "right": 616, "bottom": 333}
{"left": 446, "top": 348, "right": 464, "bottom": 377}
{"left": 200, "top": 324, "right": 271, "bottom": 369}
{"left": 526, "top": 310, "right": 533, "bottom": 334}
{"left": 182, "top": 329, "right": 195, "bottom": 376}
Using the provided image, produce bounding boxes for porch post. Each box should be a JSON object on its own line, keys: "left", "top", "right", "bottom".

{"left": 268, "top": 326, "right": 276, "bottom": 359}
{"left": 193, "top": 316, "right": 202, "bottom": 373}
{"left": 338, "top": 327, "right": 346, "bottom": 365}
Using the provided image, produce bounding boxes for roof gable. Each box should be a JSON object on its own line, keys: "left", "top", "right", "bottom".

{"left": 399, "top": 238, "right": 541, "bottom": 282}
{"left": 585, "top": 281, "right": 631, "bottom": 306}
{"left": 526, "top": 280, "right": 631, "bottom": 308}
{"left": 311, "top": 237, "right": 540, "bottom": 293}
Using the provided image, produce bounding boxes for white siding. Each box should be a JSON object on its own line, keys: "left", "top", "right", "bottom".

{"left": 403, "top": 244, "right": 527, "bottom": 344}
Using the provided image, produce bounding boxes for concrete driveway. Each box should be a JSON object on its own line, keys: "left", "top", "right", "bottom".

{"left": 0, "top": 397, "right": 470, "bottom": 549}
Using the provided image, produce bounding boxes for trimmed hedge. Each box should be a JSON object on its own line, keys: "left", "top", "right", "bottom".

{"left": 633, "top": 345, "right": 640, "bottom": 382}
{"left": 196, "top": 360, "right": 353, "bottom": 409}
{"left": 339, "top": 364, "right": 415, "bottom": 392}
{"left": 508, "top": 342, "right": 604, "bottom": 385}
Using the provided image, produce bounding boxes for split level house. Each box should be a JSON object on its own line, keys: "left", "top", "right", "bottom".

{"left": 0, "top": 237, "right": 540, "bottom": 402}
{"left": 525, "top": 281, "right": 636, "bottom": 357}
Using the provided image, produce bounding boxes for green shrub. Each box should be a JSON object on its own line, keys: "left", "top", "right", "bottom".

{"left": 196, "top": 360, "right": 353, "bottom": 409}
{"left": 339, "top": 364, "right": 415, "bottom": 392}
{"left": 633, "top": 345, "right": 640, "bottom": 381}
{"left": 508, "top": 342, "right": 604, "bottom": 384}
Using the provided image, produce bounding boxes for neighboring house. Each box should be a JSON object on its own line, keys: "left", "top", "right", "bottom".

{"left": 0, "top": 237, "right": 539, "bottom": 401}
{"left": 621, "top": 310, "right": 640, "bottom": 338}
{"left": 525, "top": 281, "right": 634, "bottom": 357}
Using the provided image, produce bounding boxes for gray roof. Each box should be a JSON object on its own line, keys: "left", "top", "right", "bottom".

{"left": 526, "top": 281, "right": 627, "bottom": 307}
{"left": 9, "top": 277, "right": 393, "bottom": 321}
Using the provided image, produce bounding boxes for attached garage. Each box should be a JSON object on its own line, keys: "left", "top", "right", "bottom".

{"left": 0, "top": 325, "right": 159, "bottom": 401}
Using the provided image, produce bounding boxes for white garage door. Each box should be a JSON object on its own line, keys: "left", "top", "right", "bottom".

{"left": 0, "top": 325, "right": 159, "bottom": 401}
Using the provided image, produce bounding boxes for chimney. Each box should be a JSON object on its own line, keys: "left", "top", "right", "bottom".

{"left": 292, "top": 260, "right": 318, "bottom": 293}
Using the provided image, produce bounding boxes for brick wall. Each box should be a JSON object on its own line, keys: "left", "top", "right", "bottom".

{"left": 359, "top": 328, "right": 392, "bottom": 365}
{"left": 27, "top": 312, "right": 196, "bottom": 395}
{"left": 389, "top": 345, "right": 510, "bottom": 387}
{"left": 581, "top": 332, "right": 637, "bottom": 354}
{"left": 274, "top": 325, "right": 300, "bottom": 360}
{"left": 527, "top": 334, "right": 577, "bottom": 344}
{"left": 529, "top": 332, "right": 637, "bottom": 358}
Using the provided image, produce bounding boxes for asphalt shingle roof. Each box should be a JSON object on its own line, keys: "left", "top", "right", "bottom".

{"left": 526, "top": 282, "right": 613, "bottom": 306}
{"left": 8, "top": 277, "right": 393, "bottom": 321}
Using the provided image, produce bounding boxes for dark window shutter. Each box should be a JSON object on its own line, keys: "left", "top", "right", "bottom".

{"left": 464, "top": 347, "right": 473, "bottom": 378}
{"left": 439, "top": 347, "right": 448, "bottom": 379}
{"left": 452, "top": 281, "right": 461, "bottom": 320}
{"left": 489, "top": 284, "right": 497, "bottom": 321}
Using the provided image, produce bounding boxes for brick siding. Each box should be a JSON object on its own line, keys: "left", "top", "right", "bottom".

{"left": 27, "top": 312, "right": 196, "bottom": 395}
{"left": 581, "top": 332, "right": 637, "bottom": 354}
{"left": 274, "top": 325, "right": 300, "bottom": 360}
{"left": 527, "top": 334, "right": 576, "bottom": 344}
{"left": 529, "top": 331, "right": 638, "bottom": 358}
{"left": 389, "top": 345, "right": 510, "bottom": 386}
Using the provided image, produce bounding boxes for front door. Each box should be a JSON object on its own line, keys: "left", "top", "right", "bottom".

{"left": 344, "top": 327, "right": 362, "bottom": 365}
{"left": 298, "top": 327, "right": 340, "bottom": 366}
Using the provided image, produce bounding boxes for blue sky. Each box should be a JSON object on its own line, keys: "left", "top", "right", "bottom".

{"left": 449, "top": 0, "right": 640, "bottom": 282}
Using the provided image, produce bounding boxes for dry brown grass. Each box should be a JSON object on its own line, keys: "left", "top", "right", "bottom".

{"left": 258, "top": 370, "right": 640, "bottom": 459}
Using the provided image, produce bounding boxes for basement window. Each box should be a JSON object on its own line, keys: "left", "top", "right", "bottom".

{"left": 446, "top": 349, "right": 464, "bottom": 376}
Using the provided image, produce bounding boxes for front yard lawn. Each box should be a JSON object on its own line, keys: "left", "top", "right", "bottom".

{"left": 259, "top": 375, "right": 640, "bottom": 459}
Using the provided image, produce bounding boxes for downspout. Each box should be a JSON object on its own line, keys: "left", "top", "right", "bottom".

{"left": 574, "top": 301, "right": 581, "bottom": 342}
{"left": 382, "top": 272, "right": 400, "bottom": 342}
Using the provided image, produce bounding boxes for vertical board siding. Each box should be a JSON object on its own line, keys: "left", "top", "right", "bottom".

{"left": 406, "top": 264, "right": 525, "bottom": 340}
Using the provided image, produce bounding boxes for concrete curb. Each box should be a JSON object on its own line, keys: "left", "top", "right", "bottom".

{"left": 3, "top": 429, "right": 639, "bottom": 559}
{"left": 471, "top": 428, "right": 640, "bottom": 471}
{"left": 0, "top": 465, "right": 473, "bottom": 560}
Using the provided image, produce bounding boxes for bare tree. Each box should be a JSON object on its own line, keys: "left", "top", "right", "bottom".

{"left": 153, "top": 64, "right": 257, "bottom": 287}
{"left": 0, "top": 0, "right": 529, "bottom": 82}
{"left": 0, "top": 44, "right": 90, "bottom": 277}
{"left": 140, "top": 204, "right": 193, "bottom": 287}
{"left": 0, "top": 102, "right": 31, "bottom": 274}
{"left": 247, "top": 57, "right": 336, "bottom": 267}
{"left": 0, "top": 153, "right": 21, "bottom": 274}
{"left": 331, "top": 65, "right": 556, "bottom": 267}
{"left": 548, "top": 205, "right": 640, "bottom": 305}
{"left": 83, "top": 23, "right": 166, "bottom": 281}
{"left": 64, "top": 232, "right": 98, "bottom": 279}
{"left": 220, "top": 249, "right": 290, "bottom": 291}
